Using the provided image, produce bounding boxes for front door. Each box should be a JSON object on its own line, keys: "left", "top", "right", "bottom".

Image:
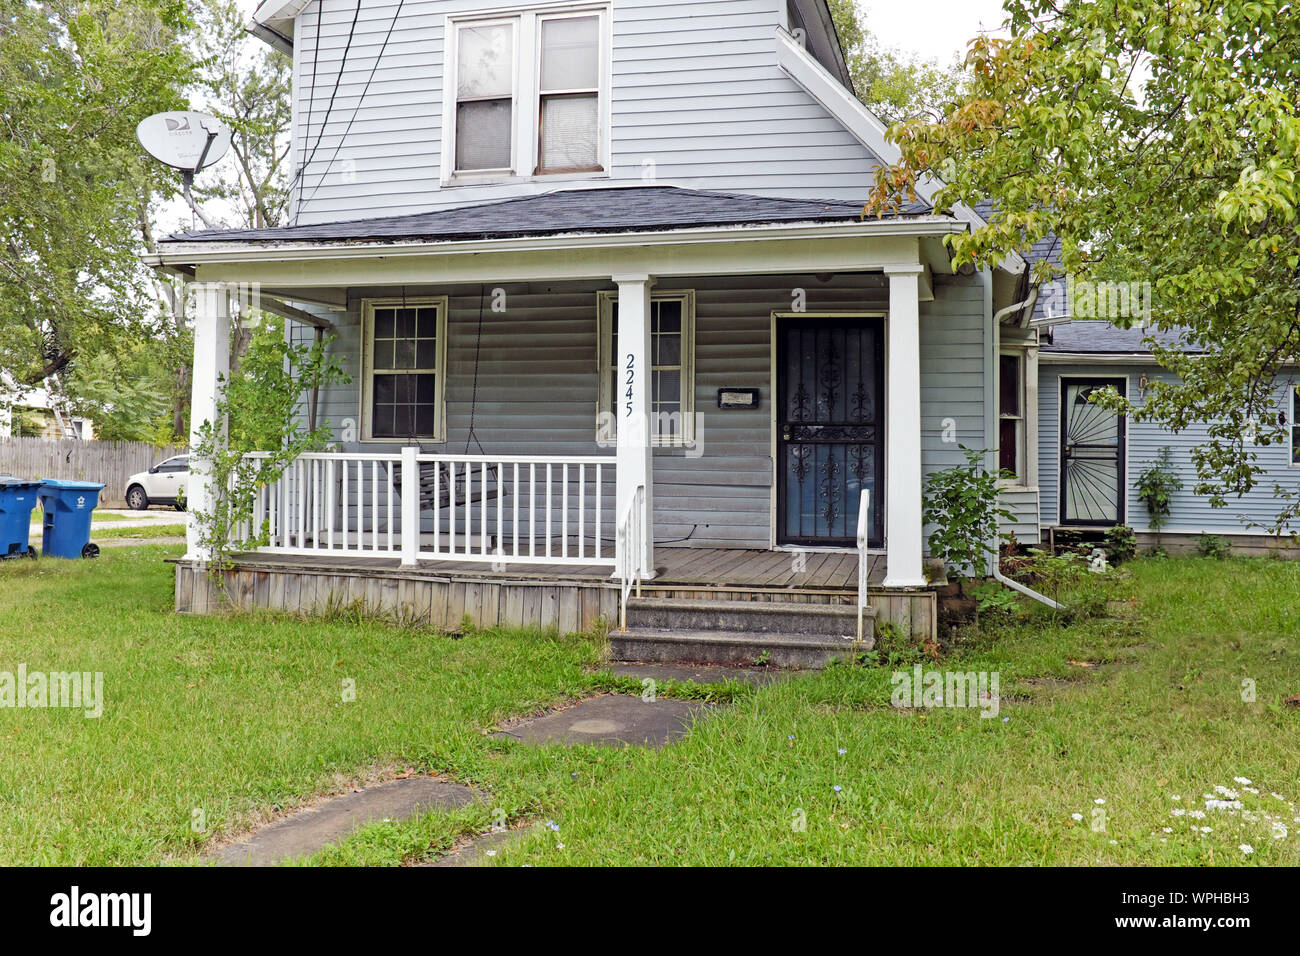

{"left": 1059, "top": 378, "right": 1126, "bottom": 525}
{"left": 776, "top": 315, "right": 884, "bottom": 547}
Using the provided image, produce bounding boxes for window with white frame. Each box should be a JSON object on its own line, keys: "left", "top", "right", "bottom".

{"left": 453, "top": 20, "right": 516, "bottom": 172}
{"left": 361, "top": 298, "right": 447, "bottom": 442}
{"left": 597, "top": 291, "right": 695, "bottom": 445}
{"left": 445, "top": 5, "right": 608, "bottom": 182}
{"left": 999, "top": 351, "right": 1026, "bottom": 480}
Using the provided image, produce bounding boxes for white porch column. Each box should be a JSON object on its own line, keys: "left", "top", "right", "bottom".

{"left": 882, "top": 265, "right": 927, "bottom": 587}
{"left": 613, "top": 274, "right": 655, "bottom": 578}
{"left": 185, "top": 282, "right": 231, "bottom": 562}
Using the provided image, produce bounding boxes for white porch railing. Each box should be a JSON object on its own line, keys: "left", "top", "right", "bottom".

{"left": 856, "top": 489, "right": 872, "bottom": 641}
{"left": 616, "top": 484, "right": 645, "bottom": 631}
{"left": 235, "top": 450, "right": 615, "bottom": 565}
{"left": 416, "top": 454, "right": 613, "bottom": 564}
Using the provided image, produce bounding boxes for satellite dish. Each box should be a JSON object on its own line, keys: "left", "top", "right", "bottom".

{"left": 136, "top": 111, "right": 231, "bottom": 172}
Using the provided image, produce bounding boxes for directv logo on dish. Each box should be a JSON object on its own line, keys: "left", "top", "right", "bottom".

{"left": 49, "top": 886, "right": 151, "bottom": 936}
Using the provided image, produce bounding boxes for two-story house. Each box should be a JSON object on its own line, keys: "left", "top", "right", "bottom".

{"left": 147, "top": 0, "right": 1044, "bottom": 662}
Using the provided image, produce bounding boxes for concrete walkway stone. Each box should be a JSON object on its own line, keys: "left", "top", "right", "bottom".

{"left": 211, "top": 776, "right": 483, "bottom": 866}
{"left": 494, "top": 694, "right": 709, "bottom": 749}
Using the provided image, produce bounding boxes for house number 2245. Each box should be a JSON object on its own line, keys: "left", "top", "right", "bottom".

{"left": 624, "top": 353, "right": 635, "bottom": 416}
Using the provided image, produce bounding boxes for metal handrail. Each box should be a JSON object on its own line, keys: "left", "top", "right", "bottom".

{"left": 856, "top": 490, "right": 872, "bottom": 641}
{"left": 617, "top": 484, "right": 645, "bottom": 631}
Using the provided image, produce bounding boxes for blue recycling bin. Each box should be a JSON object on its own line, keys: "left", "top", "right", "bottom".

{"left": 37, "top": 479, "right": 105, "bottom": 559}
{"left": 0, "top": 479, "right": 42, "bottom": 559}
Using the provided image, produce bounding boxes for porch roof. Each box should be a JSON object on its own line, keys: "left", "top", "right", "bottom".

{"left": 162, "top": 186, "right": 934, "bottom": 246}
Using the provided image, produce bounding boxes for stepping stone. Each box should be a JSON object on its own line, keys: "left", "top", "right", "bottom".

{"left": 610, "top": 662, "right": 792, "bottom": 686}
{"left": 494, "top": 694, "right": 708, "bottom": 749}
{"left": 211, "top": 776, "right": 483, "bottom": 867}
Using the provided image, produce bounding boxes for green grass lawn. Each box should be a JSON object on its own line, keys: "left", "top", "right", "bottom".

{"left": 0, "top": 547, "right": 1296, "bottom": 866}
{"left": 90, "top": 524, "right": 187, "bottom": 540}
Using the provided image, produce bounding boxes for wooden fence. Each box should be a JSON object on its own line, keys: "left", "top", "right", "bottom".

{"left": 0, "top": 438, "right": 185, "bottom": 508}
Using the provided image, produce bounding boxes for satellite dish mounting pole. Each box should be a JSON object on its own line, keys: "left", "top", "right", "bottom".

{"left": 182, "top": 130, "right": 219, "bottom": 231}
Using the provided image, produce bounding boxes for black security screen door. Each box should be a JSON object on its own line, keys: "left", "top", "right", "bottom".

{"left": 777, "top": 316, "right": 884, "bottom": 547}
{"left": 1060, "top": 378, "right": 1126, "bottom": 525}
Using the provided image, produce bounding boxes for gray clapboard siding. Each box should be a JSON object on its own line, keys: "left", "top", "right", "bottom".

{"left": 290, "top": 0, "right": 885, "bottom": 225}
{"left": 297, "top": 271, "right": 989, "bottom": 550}
{"left": 1038, "top": 362, "right": 1300, "bottom": 535}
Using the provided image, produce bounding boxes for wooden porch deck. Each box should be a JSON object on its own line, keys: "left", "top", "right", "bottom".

{"left": 220, "top": 546, "right": 886, "bottom": 592}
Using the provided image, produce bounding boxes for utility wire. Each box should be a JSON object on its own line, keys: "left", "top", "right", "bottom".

{"left": 300, "top": 0, "right": 406, "bottom": 211}
{"left": 292, "top": 0, "right": 362, "bottom": 217}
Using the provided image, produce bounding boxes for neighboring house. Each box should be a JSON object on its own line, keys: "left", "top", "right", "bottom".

{"left": 1035, "top": 319, "right": 1300, "bottom": 553}
{"left": 147, "top": 0, "right": 1047, "bottom": 651}
{"left": 0, "top": 376, "right": 93, "bottom": 440}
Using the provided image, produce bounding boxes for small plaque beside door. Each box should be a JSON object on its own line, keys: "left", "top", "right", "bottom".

{"left": 717, "top": 387, "right": 760, "bottom": 409}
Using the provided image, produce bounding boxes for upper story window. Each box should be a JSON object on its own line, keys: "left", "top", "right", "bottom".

{"left": 445, "top": 5, "right": 609, "bottom": 185}
{"left": 454, "top": 21, "right": 516, "bottom": 172}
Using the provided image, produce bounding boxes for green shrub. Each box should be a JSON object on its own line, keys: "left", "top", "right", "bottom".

{"left": 1196, "top": 533, "right": 1231, "bottom": 559}
{"left": 923, "top": 447, "right": 1013, "bottom": 580}
{"left": 1104, "top": 525, "right": 1137, "bottom": 563}
{"left": 1136, "top": 447, "right": 1183, "bottom": 531}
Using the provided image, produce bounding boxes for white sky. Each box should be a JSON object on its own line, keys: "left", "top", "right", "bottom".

{"left": 858, "top": 0, "right": 1010, "bottom": 64}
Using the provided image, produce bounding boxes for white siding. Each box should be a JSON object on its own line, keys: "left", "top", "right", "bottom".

{"left": 289, "top": 0, "right": 884, "bottom": 224}
{"left": 304, "top": 272, "right": 987, "bottom": 550}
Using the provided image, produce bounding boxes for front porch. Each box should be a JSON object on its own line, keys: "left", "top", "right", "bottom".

{"left": 152, "top": 188, "right": 981, "bottom": 649}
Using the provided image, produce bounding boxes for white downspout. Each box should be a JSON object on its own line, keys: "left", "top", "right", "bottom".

{"left": 989, "top": 284, "right": 1062, "bottom": 609}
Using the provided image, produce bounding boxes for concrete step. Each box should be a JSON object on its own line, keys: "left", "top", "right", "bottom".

{"left": 610, "top": 627, "right": 873, "bottom": 669}
{"left": 626, "top": 597, "right": 872, "bottom": 637}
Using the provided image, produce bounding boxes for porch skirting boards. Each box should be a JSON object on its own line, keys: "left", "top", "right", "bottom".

{"left": 171, "top": 553, "right": 936, "bottom": 643}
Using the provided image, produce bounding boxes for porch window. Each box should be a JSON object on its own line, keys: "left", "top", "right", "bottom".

{"left": 597, "top": 290, "right": 695, "bottom": 445}
{"left": 361, "top": 298, "right": 448, "bottom": 442}
{"left": 999, "top": 351, "right": 1025, "bottom": 479}
{"left": 444, "top": 5, "right": 608, "bottom": 182}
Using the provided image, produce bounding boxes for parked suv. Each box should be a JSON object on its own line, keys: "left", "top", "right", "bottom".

{"left": 125, "top": 455, "right": 189, "bottom": 511}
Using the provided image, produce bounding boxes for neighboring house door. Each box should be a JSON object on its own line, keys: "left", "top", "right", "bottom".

{"left": 1059, "top": 379, "right": 1126, "bottom": 525}
{"left": 776, "top": 315, "right": 884, "bottom": 547}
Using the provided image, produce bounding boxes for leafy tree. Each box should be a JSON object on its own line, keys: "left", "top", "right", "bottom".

{"left": 190, "top": 0, "right": 292, "bottom": 230}
{"left": 828, "top": 0, "right": 966, "bottom": 123}
{"left": 0, "top": 0, "right": 192, "bottom": 400}
{"left": 868, "top": 0, "right": 1300, "bottom": 532}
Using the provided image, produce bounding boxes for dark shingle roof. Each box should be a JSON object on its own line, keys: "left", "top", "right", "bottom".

{"left": 1043, "top": 320, "right": 1198, "bottom": 355}
{"left": 164, "top": 186, "right": 934, "bottom": 245}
